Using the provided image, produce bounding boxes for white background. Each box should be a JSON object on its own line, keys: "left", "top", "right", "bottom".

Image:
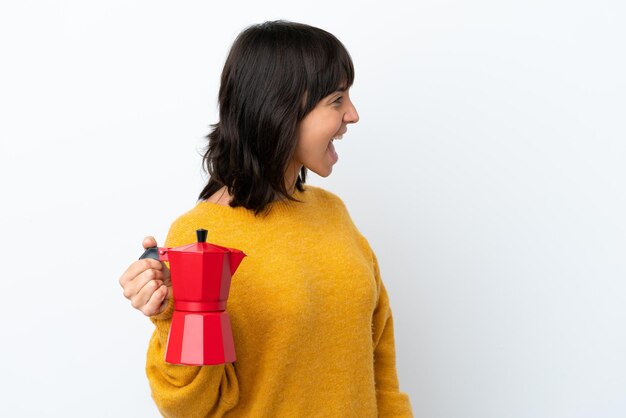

{"left": 1, "top": 1, "right": 625, "bottom": 417}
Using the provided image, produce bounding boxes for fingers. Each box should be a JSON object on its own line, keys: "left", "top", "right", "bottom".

{"left": 122, "top": 266, "right": 165, "bottom": 299}
{"left": 120, "top": 260, "right": 171, "bottom": 316}
{"left": 131, "top": 278, "right": 166, "bottom": 312}
{"left": 141, "top": 284, "right": 170, "bottom": 316}
{"left": 118, "top": 236, "right": 171, "bottom": 317}
{"left": 119, "top": 258, "right": 162, "bottom": 289}
{"left": 161, "top": 265, "right": 172, "bottom": 287}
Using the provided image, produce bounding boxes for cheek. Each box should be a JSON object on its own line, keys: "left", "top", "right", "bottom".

{"left": 294, "top": 110, "right": 341, "bottom": 155}
{"left": 297, "top": 124, "right": 331, "bottom": 151}
{"left": 297, "top": 137, "right": 325, "bottom": 159}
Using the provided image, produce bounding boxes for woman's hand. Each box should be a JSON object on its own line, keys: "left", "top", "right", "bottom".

{"left": 119, "top": 236, "right": 172, "bottom": 316}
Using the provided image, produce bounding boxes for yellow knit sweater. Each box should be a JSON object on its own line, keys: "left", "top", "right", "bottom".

{"left": 146, "top": 184, "right": 413, "bottom": 417}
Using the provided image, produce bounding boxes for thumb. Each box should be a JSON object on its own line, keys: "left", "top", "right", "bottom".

{"left": 142, "top": 236, "right": 158, "bottom": 249}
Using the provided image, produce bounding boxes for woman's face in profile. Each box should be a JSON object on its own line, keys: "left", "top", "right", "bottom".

{"left": 291, "top": 88, "right": 359, "bottom": 178}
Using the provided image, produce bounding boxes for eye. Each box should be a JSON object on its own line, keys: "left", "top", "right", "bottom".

{"left": 334, "top": 96, "right": 343, "bottom": 104}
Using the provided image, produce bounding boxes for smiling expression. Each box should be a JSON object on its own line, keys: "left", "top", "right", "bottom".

{"left": 288, "top": 87, "right": 359, "bottom": 181}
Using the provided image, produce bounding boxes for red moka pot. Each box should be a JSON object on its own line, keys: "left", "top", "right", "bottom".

{"left": 139, "top": 228, "right": 246, "bottom": 366}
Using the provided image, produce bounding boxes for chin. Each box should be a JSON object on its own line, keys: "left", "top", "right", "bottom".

{"left": 308, "top": 166, "right": 333, "bottom": 178}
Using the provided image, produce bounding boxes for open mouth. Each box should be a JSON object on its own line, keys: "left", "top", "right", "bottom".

{"left": 327, "top": 140, "right": 339, "bottom": 162}
{"left": 331, "top": 129, "right": 347, "bottom": 142}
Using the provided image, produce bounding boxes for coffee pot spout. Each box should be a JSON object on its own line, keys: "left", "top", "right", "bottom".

{"left": 228, "top": 249, "right": 247, "bottom": 275}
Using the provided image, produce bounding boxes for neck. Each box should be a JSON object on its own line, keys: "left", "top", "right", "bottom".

{"left": 284, "top": 162, "right": 302, "bottom": 195}
{"left": 210, "top": 163, "right": 302, "bottom": 205}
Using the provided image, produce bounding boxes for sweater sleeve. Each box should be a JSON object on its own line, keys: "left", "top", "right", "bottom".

{"left": 371, "top": 250, "right": 414, "bottom": 417}
{"left": 145, "top": 216, "right": 240, "bottom": 418}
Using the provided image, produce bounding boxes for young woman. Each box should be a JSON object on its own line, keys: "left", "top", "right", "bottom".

{"left": 119, "top": 20, "right": 413, "bottom": 417}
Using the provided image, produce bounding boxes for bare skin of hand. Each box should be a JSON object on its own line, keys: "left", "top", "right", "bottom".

{"left": 118, "top": 236, "right": 173, "bottom": 316}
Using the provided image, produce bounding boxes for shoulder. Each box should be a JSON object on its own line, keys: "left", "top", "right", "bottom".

{"left": 305, "top": 184, "right": 371, "bottom": 245}
{"left": 304, "top": 184, "right": 348, "bottom": 211}
{"left": 322, "top": 186, "right": 375, "bottom": 253}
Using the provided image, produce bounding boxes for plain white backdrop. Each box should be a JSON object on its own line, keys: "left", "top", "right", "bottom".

{"left": 1, "top": 1, "right": 624, "bottom": 417}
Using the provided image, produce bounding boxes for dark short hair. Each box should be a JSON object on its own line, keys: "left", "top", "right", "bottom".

{"left": 197, "top": 20, "right": 355, "bottom": 217}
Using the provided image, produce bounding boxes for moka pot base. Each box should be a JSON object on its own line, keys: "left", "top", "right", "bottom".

{"left": 165, "top": 310, "right": 236, "bottom": 366}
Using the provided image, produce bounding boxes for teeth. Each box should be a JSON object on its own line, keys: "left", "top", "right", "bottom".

{"left": 332, "top": 134, "right": 343, "bottom": 141}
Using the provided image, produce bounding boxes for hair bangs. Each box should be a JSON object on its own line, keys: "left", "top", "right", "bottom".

{"left": 300, "top": 36, "right": 355, "bottom": 117}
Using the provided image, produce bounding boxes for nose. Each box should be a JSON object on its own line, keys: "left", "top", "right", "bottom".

{"left": 345, "top": 102, "right": 359, "bottom": 124}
